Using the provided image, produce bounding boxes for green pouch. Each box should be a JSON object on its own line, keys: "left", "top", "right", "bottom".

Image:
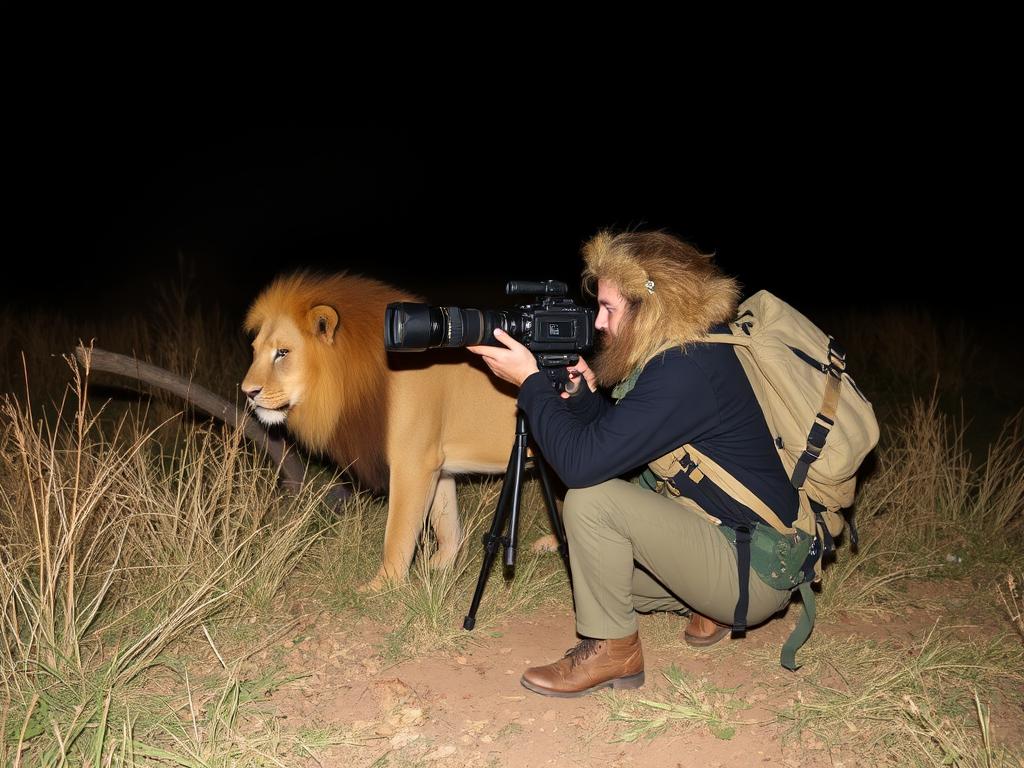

{"left": 718, "top": 522, "right": 813, "bottom": 591}
{"left": 719, "top": 521, "right": 818, "bottom": 671}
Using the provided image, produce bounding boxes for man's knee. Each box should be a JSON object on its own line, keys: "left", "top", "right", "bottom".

{"left": 563, "top": 482, "right": 620, "bottom": 534}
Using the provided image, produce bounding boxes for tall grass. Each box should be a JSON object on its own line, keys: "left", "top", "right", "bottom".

{"left": 1000, "top": 573, "right": 1024, "bottom": 642}
{"left": 0, "top": 268, "right": 249, "bottom": 430}
{"left": 787, "top": 398, "right": 1023, "bottom": 764}
{"left": 818, "top": 397, "right": 1024, "bottom": 619}
{"left": 0, "top": 352, "right": 329, "bottom": 766}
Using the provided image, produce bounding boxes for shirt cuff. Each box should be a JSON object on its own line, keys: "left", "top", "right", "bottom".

{"left": 517, "top": 370, "right": 552, "bottom": 410}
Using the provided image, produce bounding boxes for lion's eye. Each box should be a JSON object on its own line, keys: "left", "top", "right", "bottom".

{"left": 274, "top": 349, "right": 289, "bottom": 361}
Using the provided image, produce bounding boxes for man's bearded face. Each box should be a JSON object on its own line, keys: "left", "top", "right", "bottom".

{"left": 591, "top": 279, "right": 636, "bottom": 387}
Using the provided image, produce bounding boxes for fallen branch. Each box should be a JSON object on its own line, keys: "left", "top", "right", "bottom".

{"left": 73, "top": 344, "right": 350, "bottom": 502}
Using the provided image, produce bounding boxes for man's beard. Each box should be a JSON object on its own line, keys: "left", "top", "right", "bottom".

{"left": 590, "top": 321, "right": 639, "bottom": 387}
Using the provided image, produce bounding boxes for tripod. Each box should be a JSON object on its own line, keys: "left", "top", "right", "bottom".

{"left": 463, "top": 408, "right": 570, "bottom": 630}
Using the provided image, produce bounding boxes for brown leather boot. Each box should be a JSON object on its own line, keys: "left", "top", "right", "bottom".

{"left": 520, "top": 632, "right": 644, "bottom": 698}
{"left": 683, "top": 612, "right": 731, "bottom": 647}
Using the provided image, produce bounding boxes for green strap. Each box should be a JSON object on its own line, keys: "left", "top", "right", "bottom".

{"left": 612, "top": 344, "right": 679, "bottom": 402}
{"left": 636, "top": 467, "right": 660, "bottom": 491}
{"left": 781, "top": 581, "right": 816, "bottom": 671}
{"left": 612, "top": 366, "right": 644, "bottom": 402}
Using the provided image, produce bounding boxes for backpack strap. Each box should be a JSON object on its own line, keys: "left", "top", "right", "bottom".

{"left": 680, "top": 445, "right": 796, "bottom": 536}
{"left": 732, "top": 525, "right": 752, "bottom": 634}
{"left": 707, "top": 327, "right": 851, "bottom": 498}
{"left": 781, "top": 581, "right": 816, "bottom": 671}
{"left": 790, "top": 339, "right": 845, "bottom": 491}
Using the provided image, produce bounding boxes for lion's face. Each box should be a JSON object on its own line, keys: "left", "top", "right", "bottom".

{"left": 242, "top": 314, "right": 310, "bottom": 427}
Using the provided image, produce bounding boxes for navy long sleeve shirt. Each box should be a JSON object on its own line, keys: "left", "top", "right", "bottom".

{"left": 516, "top": 340, "right": 799, "bottom": 530}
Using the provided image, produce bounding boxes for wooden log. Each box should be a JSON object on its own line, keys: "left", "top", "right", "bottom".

{"left": 73, "top": 345, "right": 350, "bottom": 502}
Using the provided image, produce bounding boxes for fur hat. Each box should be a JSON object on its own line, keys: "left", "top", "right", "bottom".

{"left": 582, "top": 230, "right": 740, "bottom": 382}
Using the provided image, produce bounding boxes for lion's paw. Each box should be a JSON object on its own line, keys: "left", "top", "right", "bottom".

{"left": 356, "top": 577, "right": 385, "bottom": 593}
{"left": 357, "top": 570, "right": 400, "bottom": 593}
{"left": 530, "top": 534, "right": 560, "bottom": 554}
{"left": 428, "top": 548, "right": 459, "bottom": 571}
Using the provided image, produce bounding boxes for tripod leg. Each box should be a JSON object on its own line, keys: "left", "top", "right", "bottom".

{"left": 503, "top": 438, "right": 528, "bottom": 569}
{"left": 463, "top": 417, "right": 529, "bottom": 630}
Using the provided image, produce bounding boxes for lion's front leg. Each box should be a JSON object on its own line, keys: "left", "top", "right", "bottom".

{"left": 361, "top": 464, "right": 441, "bottom": 591}
{"left": 427, "top": 473, "right": 460, "bottom": 570}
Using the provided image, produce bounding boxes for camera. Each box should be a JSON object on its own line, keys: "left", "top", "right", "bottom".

{"left": 384, "top": 280, "right": 595, "bottom": 389}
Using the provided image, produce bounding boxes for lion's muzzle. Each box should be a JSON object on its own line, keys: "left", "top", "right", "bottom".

{"left": 243, "top": 386, "right": 292, "bottom": 426}
{"left": 252, "top": 404, "right": 289, "bottom": 426}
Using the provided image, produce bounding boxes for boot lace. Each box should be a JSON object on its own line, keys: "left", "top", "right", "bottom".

{"left": 563, "top": 638, "right": 600, "bottom": 668}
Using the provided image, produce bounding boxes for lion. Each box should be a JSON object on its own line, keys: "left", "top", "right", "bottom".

{"left": 241, "top": 271, "right": 522, "bottom": 589}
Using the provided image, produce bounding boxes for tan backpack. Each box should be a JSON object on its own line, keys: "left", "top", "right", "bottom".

{"left": 684, "top": 290, "right": 879, "bottom": 549}
{"left": 649, "top": 290, "right": 880, "bottom": 668}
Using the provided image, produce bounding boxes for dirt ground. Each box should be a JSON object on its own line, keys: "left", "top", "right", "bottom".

{"left": 243, "top": 575, "right": 1021, "bottom": 768}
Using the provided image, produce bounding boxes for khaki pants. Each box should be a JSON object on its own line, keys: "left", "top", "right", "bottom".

{"left": 564, "top": 479, "right": 792, "bottom": 640}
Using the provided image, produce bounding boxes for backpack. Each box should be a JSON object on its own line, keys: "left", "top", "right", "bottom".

{"left": 649, "top": 290, "right": 880, "bottom": 669}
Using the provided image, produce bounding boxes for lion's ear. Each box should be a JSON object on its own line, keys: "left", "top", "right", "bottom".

{"left": 308, "top": 305, "right": 340, "bottom": 345}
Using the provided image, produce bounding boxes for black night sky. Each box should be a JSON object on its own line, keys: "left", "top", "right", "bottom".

{"left": 7, "top": 79, "right": 1016, "bottom": 332}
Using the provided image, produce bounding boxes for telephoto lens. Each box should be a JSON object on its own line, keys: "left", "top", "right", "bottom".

{"left": 385, "top": 303, "right": 519, "bottom": 351}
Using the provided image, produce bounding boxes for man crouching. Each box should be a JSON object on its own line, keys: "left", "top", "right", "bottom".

{"left": 468, "top": 230, "right": 795, "bottom": 697}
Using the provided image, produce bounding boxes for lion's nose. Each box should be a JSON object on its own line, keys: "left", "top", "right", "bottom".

{"left": 243, "top": 386, "right": 262, "bottom": 400}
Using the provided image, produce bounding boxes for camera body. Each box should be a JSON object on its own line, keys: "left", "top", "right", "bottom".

{"left": 384, "top": 280, "right": 595, "bottom": 388}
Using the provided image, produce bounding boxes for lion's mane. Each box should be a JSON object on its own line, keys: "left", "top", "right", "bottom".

{"left": 244, "top": 272, "right": 417, "bottom": 490}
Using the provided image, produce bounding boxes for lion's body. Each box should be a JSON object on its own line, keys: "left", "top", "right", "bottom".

{"left": 242, "top": 273, "right": 517, "bottom": 585}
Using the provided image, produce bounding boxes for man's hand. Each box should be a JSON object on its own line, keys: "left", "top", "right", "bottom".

{"left": 561, "top": 357, "right": 597, "bottom": 399}
{"left": 467, "top": 328, "right": 540, "bottom": 387}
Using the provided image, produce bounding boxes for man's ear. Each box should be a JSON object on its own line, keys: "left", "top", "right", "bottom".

{"left": 307, "top": 305, "right": 339, "bottom": 344}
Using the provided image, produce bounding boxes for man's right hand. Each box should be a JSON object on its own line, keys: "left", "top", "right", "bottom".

{"left": 561, "top": 357, "right": 597, "bottom": 399}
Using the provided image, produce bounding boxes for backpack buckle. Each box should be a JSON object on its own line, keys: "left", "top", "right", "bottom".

{"left": 679, "top": 452, "right": 705, "bottom": 483}
{"left": 827, "top": 338, "right": 846, "bottom": 375}
{"left": 805, "top": 414, "right": 833, "bottom": 458}
{"left": 668, "top": 452, "right": 705, "bottom": 492}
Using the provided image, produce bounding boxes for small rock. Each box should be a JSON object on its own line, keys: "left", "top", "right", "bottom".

{"left": 399, "top": 707, "right": 424, "bottom": 726}
{"left": 390, "top": 730, "right": 419, "bottom": 749}
{"left": 424, "top": 745, "right": 456, "bottom": 761}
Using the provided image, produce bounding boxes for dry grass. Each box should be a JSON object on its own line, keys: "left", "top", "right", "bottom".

{"left": 603, "top": 664, "right": 754, "bottom": 742}
{"left": 0, "top": 352, "right": 331, "bottom": 766}
{"left": 0, "top": 271, "right": 249, "bottom": 433}
{"left": 767, "top": 627, "right": 1024, "bottom": 767}
{"left": 1000, "top": 573, "right": 1024, "bottom": 642}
